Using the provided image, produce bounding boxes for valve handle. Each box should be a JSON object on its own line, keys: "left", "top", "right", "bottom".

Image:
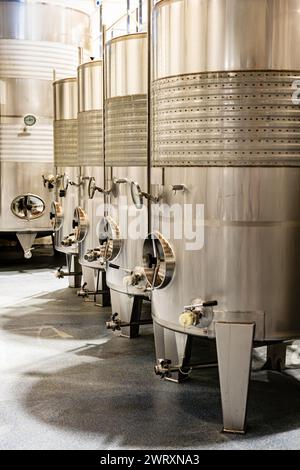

{"left": 108, "top": 263, "right": 120, "bottom": 270}
{"left": 202, "top": 300, "right": 218, "bottom": 307}
{"left": 184, "top": 300, "right": 218, "bottom": 311}
{"left": 108, "top": 263, "right": 132, "bottom": 274}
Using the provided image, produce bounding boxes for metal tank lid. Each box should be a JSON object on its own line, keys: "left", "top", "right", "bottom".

{"left": 78, "top": 59, "right": 103, "bottom": 71}
{"left": 53, "top": 76, "right": 77, "bottom": 86}
{"left": 3, "top": 0, "right": 95, "bottom": 15}
{"left": 154, "top": 0, "right": 174, "bottom": 7}
{"left": 106, "top": 32, "right": 147, "bottom": 47}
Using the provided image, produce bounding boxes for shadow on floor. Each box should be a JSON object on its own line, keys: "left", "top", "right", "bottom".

{"left": 0, "top": 244, "right": 65, "bottom": 270}
{"left": 21, "top": 332, "right": 300, "bottom": 448}
{"left": 1, "top": 288, "right": 111, "bottom": 341}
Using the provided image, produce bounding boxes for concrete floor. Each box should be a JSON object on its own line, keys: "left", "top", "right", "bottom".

{"left": 1, "top": 251, "right": 300, "bottom": 450}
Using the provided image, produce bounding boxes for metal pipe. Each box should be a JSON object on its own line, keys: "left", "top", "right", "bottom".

{"left": 78, "top": 46, "right": 83, "bottom": 66}
{"left": 102, "top": 24, "right": 108, "bottom": 216}
{"left": 139, "top": 0, "right": 143, "bottom": 30}
{"left": 99, "top": 2, "right": 103, "bottom": 57}
{"left": 127, "top": 0, "right": 131, "bottom": 33}
{"left": 147, "top": 0, "right": 152, "bottom": 232}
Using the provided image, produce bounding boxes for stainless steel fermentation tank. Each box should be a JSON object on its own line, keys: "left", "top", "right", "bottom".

{"left": 51, "top": 77, "right": 81, "bottom": 288}
{"left": 103, "top": 33, "right": 151, "bottom": 337}
{"left": 0, "top": 0, "right": 93, "bottom": 257}
{"left": 73, "top": 59, "right": 110, "bottom": 305}
{"left": 147, "top": 0, "right": 300, "bottom": 432}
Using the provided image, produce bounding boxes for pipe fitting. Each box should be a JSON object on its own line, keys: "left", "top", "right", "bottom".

{"left": 61, "top": 233, "right": 76, "bottom": 247}
{"left": 106, "top": 313, "right": 121, "bottom": 331}
{"left": 84, "top": 248, "right": 101, "bottom": 263}
{"left": 154, "top": 359, "right": 172, "bottom": 378}
{"left": 179, "top": 298, "right": 218, "bottom": 329}
{"left": 77, "top": 282, "right": 89, "bottom": 298}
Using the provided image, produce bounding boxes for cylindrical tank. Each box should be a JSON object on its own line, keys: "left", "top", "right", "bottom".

{"left": 76, "top": 59, "right": 104, "bottom": 269}
{"left": 51, "top": 77, "right": 81, "bottom": 286}
{"left": 148, "top": 0, "right": 300, "bottom": 432}
{"left": 103, "top": 33, "right": 150, "bottom": 337}
{"left": 73, "top": 59, "right": 109, "bottom": 304}
{"left": 0, "top": 0, "right": 93, "bottom": 257}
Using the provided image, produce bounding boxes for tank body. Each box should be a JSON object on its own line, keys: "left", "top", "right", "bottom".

{"left": 74, "top": 59, "right": 110, "bottom": 301}
{"left": 150, "top": 0, "right": 300, "bottom": 347}
{"left": 52, "top": 77, "right": 80, "bottom": 257}
{"left": 76, "top": 60, "right": 105, "bottom": 270}
{"left": 0, "top": 0, "right": 93, "bottom": 255}
{"left": 105, "top": 33, "right": 149, "bottom": 332}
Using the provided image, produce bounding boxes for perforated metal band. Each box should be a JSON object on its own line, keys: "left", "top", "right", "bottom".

{"left": 105, "top": 94, "right": 147, "bottom": 167}
{"left": 78, "top": 110, "right": 103, "bottom": 166}
{"left": 152, "top": 71, "right": 300, "bottom": 167}
{"left": 54, "top": 119, "right": 78, "bottom": 166}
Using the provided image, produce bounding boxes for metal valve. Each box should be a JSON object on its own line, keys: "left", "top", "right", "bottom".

{"left": 42, "top": 174, "right": 57, "bottom": 190}
{"left": 88, "top": 177, "right": 107, "bottom": 199}
{"left": 77, "top": 282, "right": 89, "bottom": 298}
{"left": 55, "top": 267, "right": 65, "bottom": 279}
{"left": 130, "top": 181, "right": 161, "bottom": 209}
{"left": 55, "top": 266, "right": 82, "bottom": 279}
{"left": 179, "top": 298, "right": 218, "bottom": 328}
{"left": 154, "top": 359, "right": 172, "bottom": 379}
{"left": 69, "top": 178, "right": 83, "bottom": 188}
{"left": 84, "top": 248, "right": 101, "bottom": 262}
{"left": 24, "top": 249, "right": 33, "bottom": 259}
{"left": 106, "top": 312, "right": 121, "bottom": 331}
{"left": 61, "top": 233, "right": 76, "bottom": 247}
{"left": 184, "top": 300, "right": 218, "bottom": 311}
{"left": 123, "top": 266, "right": 148, "bottom": 290}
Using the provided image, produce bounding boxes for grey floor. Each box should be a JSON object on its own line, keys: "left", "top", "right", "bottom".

{"left": 1, "top": 250, "right": 300, "bottom": 450}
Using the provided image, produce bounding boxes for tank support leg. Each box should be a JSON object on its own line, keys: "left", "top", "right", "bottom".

{"left": 120, "top": 296, "right": 144, "bottom": 338}
{"left": 99, "top": 271, "right": 111, "bottom": 307}
{"left": 215, "top": 322, "right": 255, "bottom": 434}
{"left": 153, "top": 323, "right": 191, "bottom": 383}
{"left": 107, "top": 295, "right": 149, "bottom": 338}
{"left": 262, "top": 343, "right": 287, "bottom": 372}
{"left": 130, "top": 296, "right": 144, "bottom": 338}
{"left": 66, "top": 254, "right": 81, "bottom": 288}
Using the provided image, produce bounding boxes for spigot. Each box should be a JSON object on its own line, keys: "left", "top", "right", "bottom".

{"left": 123, "top": 266, "right": 148, "bottom": 290}
{"left": 54, "top": 267, "right": 65, "bottom": 279}
{"left": 130, "top": 267, "right": 146, "bottom": 286}
{"left": 154, "top": 359, "right": 172, "bottom": 379}
{"left": 84, "top": 248, "right": 101, "bottom": 263}
{"left": 77, "top": 282, "right": 89, "bottom": 298}
{"left": 55, "top": 266, "right": 82, "bottom": 279}
{"left": 42, "top": 174, "right": 57, "bottom": 190}
{"left": 24, "top": 249, "right": 33, "bottom": 259}
{"left": 106, "top": 312, "right": 121, "bottom": 331}
{"left": 179, "top": 299, "right": 218, "bottom": 328}
{"left": 61, "top": 234, "right": 76, "bottom": 247}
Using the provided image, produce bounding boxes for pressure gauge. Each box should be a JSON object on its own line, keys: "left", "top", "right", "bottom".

{"left": 24, "top": 115, "right": 36, "bottom": 127}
